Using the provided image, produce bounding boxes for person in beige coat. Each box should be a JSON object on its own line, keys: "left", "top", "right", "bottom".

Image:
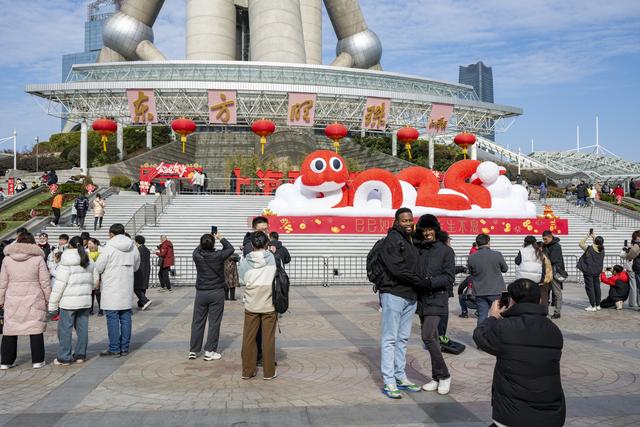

{"left": 92, "top": 194, "right": 106, "bottom": 231}
{"left": 0, "top": 233, "right": 51, "bottom": 370}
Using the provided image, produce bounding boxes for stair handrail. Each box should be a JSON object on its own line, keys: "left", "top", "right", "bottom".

{"left": 124, "top": 184, "right": 177, "bottom": 236}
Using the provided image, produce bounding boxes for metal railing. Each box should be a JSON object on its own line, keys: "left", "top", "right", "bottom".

{"left": 124, "top": 186, "right": 176, "bottom": 236}
{"left": 544, "top": 190, "right": 640, "bottom": 229}
{"left": 145, "top": 253, "right": 616, "bottom": 287}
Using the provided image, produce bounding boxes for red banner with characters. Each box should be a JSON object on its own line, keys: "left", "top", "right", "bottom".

{"left": 7, "top": 177, "right": 14, "bottom": 196}
{"left": 139, "top": 162, "right": 203, "bottom": 195}
{"left": 262, "top": 216, "right": 568, "bottom": 236}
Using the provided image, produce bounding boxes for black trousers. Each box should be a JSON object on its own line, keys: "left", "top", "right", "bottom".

{"left": 159, "top": 267, "right": 172, "bottom": 289}
{"left": 94, "top": 216, "right": 103, "bottom": 230}
{"left": 1, "top": 334, "right": 45, "bottom": 365}
{"left": 420, "top": 315, "right": 450, "bottom": 381}
{"left": 584, "top": 274, "right": 601, "bottom": 307}
{"left": 77, "top": 214, "right": 86, "bottom": 229}
{"left": 189, "top": 289, "right": 225, "bottom": 353}
{"left": 91, "top": 290, "right": 101, "bottom": 313}
{"left": 225, "top": 287, "right": 236, "bottom": 300}
{"left": 52, "top": 207, "right": 61, "bottom": 225}
{"left": 135, "top": 289, "right": 149, "bottom": 307}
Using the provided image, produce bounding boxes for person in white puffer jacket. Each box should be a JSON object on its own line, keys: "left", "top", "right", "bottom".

{"left": 514, "top": 236, "right": 544, "bottom": 284}
{"left": 48, "top": 236, "right": 98, "bottom": 366}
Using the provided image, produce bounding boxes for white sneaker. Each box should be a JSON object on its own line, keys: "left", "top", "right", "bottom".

{"left": 585, "top": 306, "right": 597, "bottom": 312}
{"left": 142, "top": 300, "right": 152, "bottom": 311}
{"left": 188, "top": 352, "right": 197, "bottom": 360}
{"left": 203, "top": 351, "right": 221, "bottom": 361}
{"left": 32, "top": 361, "right": 46, "bottom": 369}
{"left": 0, "top": 363, "right": 16, "bottom": 370}
{"left": 616, "top": 301, "right": 623, "bottom": 310}
{"left": 596, "top": 306, "right": 601, "bottom": 311}
{"left": 437, "top": 377, "right": 451, "bottom": 395}
{"left": 53, "top": 358, "right": 70, "bottom": 366}
{"left": 422, "top": 380, "right": 439, "bottom": 391}
{"left": 264, "top": 371, "right": 278, "bottom": 380}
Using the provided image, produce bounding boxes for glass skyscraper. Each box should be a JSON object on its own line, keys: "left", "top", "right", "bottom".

{"left": 61, "top": 1, "right": 119, "bottom": 129}
{"left": 459, "top": 61, "right": 495, "bottom": 140}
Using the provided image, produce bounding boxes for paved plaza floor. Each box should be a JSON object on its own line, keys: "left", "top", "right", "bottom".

{"left": 1, "top": 284, "right": 640, "bottom": 426}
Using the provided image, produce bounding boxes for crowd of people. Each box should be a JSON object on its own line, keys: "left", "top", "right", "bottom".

{"left": 49, "top": 192, "right": 106, "bottom": 231}
{"left": 3, "top": 200, "right": 640, "bottom": 426}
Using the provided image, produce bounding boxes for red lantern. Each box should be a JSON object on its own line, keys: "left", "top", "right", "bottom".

{"left": 396, "top": 126, "right": 419, "bottom": 160}
{"left": 92, "top": 118, "right": 117, "bottom": 152}
{"left": 251, "top": 119, "right": 276, "bottom": 155}
{"left": 171, "top": 118, "right": 197, "bottom": 153}
{"left": 325, "top": 123, "right": 348, "bottom": 153}
{"left": 454, "top": 132, "right": 476, "bottom": 159}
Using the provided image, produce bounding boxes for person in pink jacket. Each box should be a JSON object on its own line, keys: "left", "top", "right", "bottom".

{"left": 0, "top": 232, "right": 51, "bottom": 370}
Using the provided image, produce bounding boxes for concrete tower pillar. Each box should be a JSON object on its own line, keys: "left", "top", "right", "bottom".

{"left": 80, "top": 121, "right": 88, "bottom": 175}
{"left": 428, "top": 138, "right": 435, "bottom": 169}
{"left": 249, "top": 0, "right": 307, "bottom": 63}
{"left": 186, "top": 0, "right": 237, "bottom": 60}
{"left": 117, "top": 122, "right": 124, "bottom": 161}
{"left": 146, "top": 122, "right": 153, "bottom": 149}
{"left": 300, "top": 0, "right": 322, "bottom": 64}
{"left": 391, "top": 130, "right": 398, "bottom": 157}
{"left": 471, "top": 142, "right": 478, "bottom": 160}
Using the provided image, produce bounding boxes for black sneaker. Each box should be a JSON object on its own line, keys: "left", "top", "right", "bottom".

{"left": 459, "top": 312, "right": 468, "bottom": 318}
{"left": 120, "top": 351, "right": 129, "bottom": 357}
{"left": 100, "top": 350, "right": 120, "bottom": 357}
{"left": 551, "top": 313, "right": 561, "bottom": 319}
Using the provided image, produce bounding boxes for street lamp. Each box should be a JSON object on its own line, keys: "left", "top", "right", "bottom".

{"left": 34, "top": 136, "right": 39, "bottom": 173}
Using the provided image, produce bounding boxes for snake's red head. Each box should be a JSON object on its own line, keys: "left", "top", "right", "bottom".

{"left": 301, "top": 150, "right": 349, "bottom": 192}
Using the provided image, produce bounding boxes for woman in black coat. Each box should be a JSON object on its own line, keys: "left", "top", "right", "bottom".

{"left": 133, "top": 236, "right": 152, "bottom": 310}
{"left": 413, "top": 214, "right": 455, "bottom": 395}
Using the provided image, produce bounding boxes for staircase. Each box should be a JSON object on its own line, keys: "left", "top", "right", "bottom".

{"left": 140, "top": 194, "right": 638, "bottom": 257}
{"left": 39, "top": 191, "right": 158, "bottom": 243}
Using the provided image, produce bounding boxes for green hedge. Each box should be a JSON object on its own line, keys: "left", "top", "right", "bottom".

{"left": 110, "top": 175, "right": 132, "bottom": 188}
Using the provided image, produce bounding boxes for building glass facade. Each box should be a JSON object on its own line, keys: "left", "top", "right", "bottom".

{"left": 61, "top": 0, "right": 119, "bottom": 129}
{"left": 459, "top": 61, "right": 495, "bottom": 140}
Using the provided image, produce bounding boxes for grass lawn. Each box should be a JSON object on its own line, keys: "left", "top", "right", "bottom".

{"left": 0, "top": 192, "right": 52, "bottom": 221}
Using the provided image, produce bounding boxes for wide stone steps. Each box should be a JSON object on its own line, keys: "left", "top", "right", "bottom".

{"left": 135, "top": 195, "right": 635, "bottom": 263}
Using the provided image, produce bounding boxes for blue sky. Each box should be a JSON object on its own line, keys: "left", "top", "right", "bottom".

{"left": 0, "top": 0, "right": 639, "bottom": 160}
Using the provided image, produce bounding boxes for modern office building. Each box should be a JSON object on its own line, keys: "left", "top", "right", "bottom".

{"left": 61, "top": 1, "right": 120, "bottom": 129}
{"left": 459, "top": 61, "right": 495, "bottom": 140}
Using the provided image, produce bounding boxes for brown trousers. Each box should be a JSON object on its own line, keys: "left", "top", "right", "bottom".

{"left": 540, "top": 283, "right": 550, "bottom": 306}
{"left": 242, "top": 311, "right": 277, "bottom": 378}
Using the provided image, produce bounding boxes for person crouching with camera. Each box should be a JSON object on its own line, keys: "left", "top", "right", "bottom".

{"left": 599, "top": 265, "right": 630, "bottom": 310}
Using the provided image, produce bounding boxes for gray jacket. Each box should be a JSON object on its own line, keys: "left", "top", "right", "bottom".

{"left": 467, "top": 246, "right": 508, "bottom": 296}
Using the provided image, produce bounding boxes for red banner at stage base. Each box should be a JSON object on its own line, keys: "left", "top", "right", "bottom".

{"left": 263, "top": 216, "right": 568, "bottom": 236}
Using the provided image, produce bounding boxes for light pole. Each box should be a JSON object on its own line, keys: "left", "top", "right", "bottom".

{"left": 34, "top": 136, "right": 39, "bottom": 173}
{"left": 12, "top": 130, "right": 17, "bottom": 171}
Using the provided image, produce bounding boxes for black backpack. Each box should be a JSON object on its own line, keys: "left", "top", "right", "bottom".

{"left": 367, "top": 238, "right": 390, "bottom": 293}
{"left": 272, "top": 258, "right": 290, "bottom": 314}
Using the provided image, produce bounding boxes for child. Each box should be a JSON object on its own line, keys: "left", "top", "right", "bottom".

{"left": 87, "top": 238, "right": 103, "bottom": 316}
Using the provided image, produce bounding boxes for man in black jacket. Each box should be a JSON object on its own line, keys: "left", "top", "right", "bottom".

{"left": 243, "top": 216, "right": 270, "bottom": 257}
{"left": 269, "top": 232, "right": 291, "bottom": 265}
{"left": 134, "top": 235, "right": 152, "bottom": 311}
{"left": 74, "top": 193, "right": 89, "bottom": 229}
{"left": 542, "top": 230, "right": 566, "bottom": 319}
{"left": 473, "top": 279, "right": 565, "bottom": 427}
{"left": 414, "top": 214, "right": 455, "bottom": 395}
{"left": 378, "top": 208, "right": 428, "bottom": 399}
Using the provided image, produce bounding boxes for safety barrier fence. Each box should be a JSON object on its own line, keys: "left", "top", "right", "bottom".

{"left": 545, "top": 190, "right": 640, "bottom": 229}
{"left": 147, "top": 254, "right": 624, "bottom": 287}
{"left": 124, "top": 187, "right": 176, "bottom": 236}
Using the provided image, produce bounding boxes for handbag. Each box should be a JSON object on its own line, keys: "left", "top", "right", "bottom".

{"left": 542, "top": 255, "right": 554, "bottom": 284}
{"left": 553, "top": 266, "right": 568, "bottom": 283}
{"left": 156, "top": 256, "right": 164, "bottom": 267}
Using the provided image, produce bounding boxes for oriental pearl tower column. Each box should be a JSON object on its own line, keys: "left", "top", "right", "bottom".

{"left": 249, "top": 0, "right": 307, "bottom": 63}
{"left": 98, "top": 0, "right": 167, "bottom": 62}
{"left": 323, "top": 0, "right": 382, "bottom": 70}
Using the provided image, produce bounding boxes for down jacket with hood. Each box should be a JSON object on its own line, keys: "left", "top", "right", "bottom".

{"left": 192, "top": 238, "right": 235, "bottom": 291}
{"left": 239, "top": 250, "right": 276, "bottom": 313}
{"left": 0, "top": 243, "right": 51, "bottom": 335}
{"left": 48, "top": 249, "right": 98, "bottom": 311}
{"left": 600, "top": 271, "right": 630, "bottom": 302}
{"left": 95, "top": 234, "right": 140, "bottom": 310}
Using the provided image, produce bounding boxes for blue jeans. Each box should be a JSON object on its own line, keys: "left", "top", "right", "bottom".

{"left": 476, "top": 295, "right": 500, "bottom": 326}
{"left": 57, "top": 308, "right": 89, "bottom": 363}
{"left": 380, "top": 293, "right": 417, "bottom": 386}
{"left": 459, "top": 295, "right": 478, "bottom": 313}
{"left": 105, "top": 309, "right": 132, "bottom": 353}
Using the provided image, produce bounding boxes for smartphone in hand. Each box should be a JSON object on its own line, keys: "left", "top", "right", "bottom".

{"left": 211, "top": 226, "right": 218, "bottom": 235}
{"left": 589, "top": 228, "right": 594, "bottom": 235}
{"left": 499, "top": 291, "right": 510, "bottom": 309}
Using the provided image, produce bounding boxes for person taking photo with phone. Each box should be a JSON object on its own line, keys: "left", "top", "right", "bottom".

{"left": 473, "top": 279, "right": 566, "bottom": 427}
